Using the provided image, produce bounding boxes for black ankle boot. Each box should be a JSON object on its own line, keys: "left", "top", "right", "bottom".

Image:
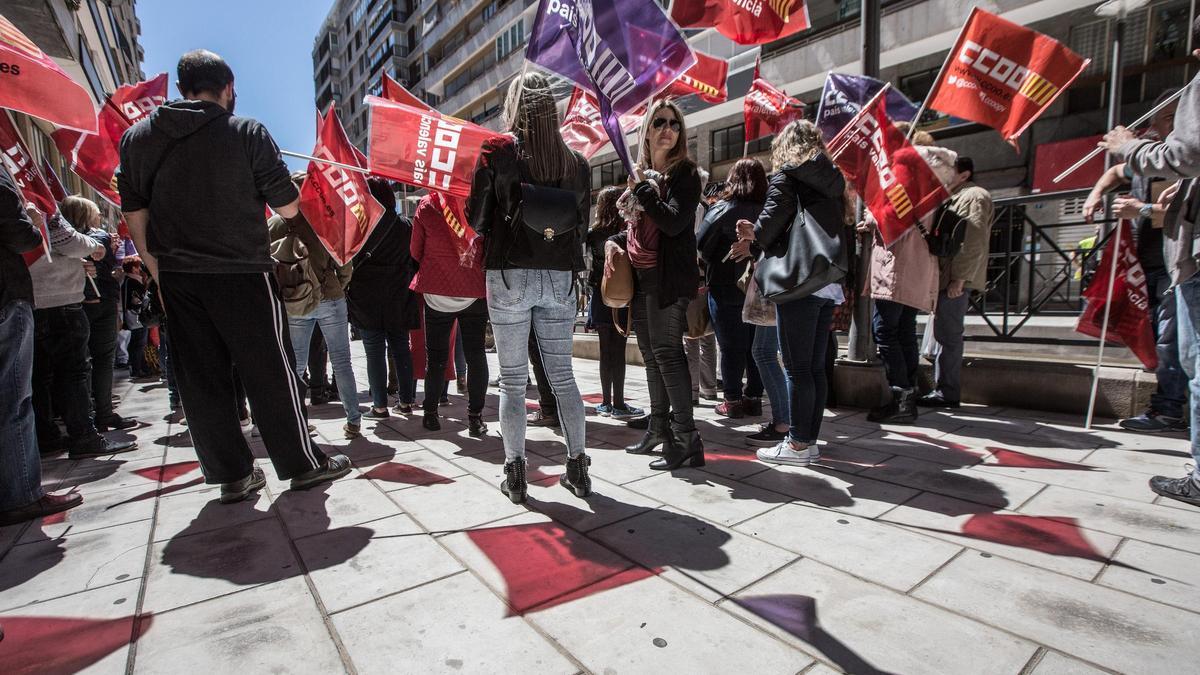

{"left": 560, "top": 453, "right": 592, "bottom": 498}
{"left": 625, "top": 414, "right": 670, "bottom": 455}
{"left": 500, "top": 458, "right": 527, "bottom": 503}
{"left": 867, "top": 387, "right": 901, "bottom": 422}
{"left": 468, "top": 414, "right": 487, "bottom": 438}
{"left": 650, "top": 428, "right": 705, "bottom": 470}
{"left": 422, "top": 412, "right": 441, "bottom": 431}
{"left": 870, "top": 387, "right": 917, "bottom": 424}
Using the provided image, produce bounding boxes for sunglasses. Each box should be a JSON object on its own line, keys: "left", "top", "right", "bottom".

{"left": 652, "top": 117, "right": 682, "bottom": 132}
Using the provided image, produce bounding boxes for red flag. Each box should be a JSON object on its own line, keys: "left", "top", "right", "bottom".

{"left": 381, "top": 73, "right": 432, "bottom": 111}
{"left": 926, "top": 8, "right": 1088, "bottom": 141}
{"left": 559, "top": 88, "right": 644, "bottom": 160}
{"left": 299, "top": 107, "right": 385, "bottom": 266}
{"left": 366, "top": 96, "right": 500, "bottom": 199}
{"left": 53, "top": 73, "right": 169, "bottom": 206}
{"left": 671, "top": 0, "right": 810, "bottom": 45}
{"left": 0, "top": 14, "right": 97, "bottom": 133}
{"left": 828, "top": 87, "right": 950, "bottom": 246}
{"left": 664, "top": 51, "right": 729, "bottom": 104}
{"left": 40, "top": 157, "right": 67, "bottom": 201}
{"left": 0, "top": 113, "right": 56, "bottom": 265}
{"left": 1076, "top": 221, "right": 1158, "bottom": 370}
{"left": 744, "top": 61, "right": 805, "bottom": 142}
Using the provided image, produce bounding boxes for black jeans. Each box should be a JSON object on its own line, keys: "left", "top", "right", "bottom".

{"left": 423, "top": 300, "right": 488, "bottom": 416}
{"left": 597, "top": 324, "right": 628, "bottom": 407}
{"left": 529, "top": 329, "right": 556, "bottom": 416}
{"left": 33, "top": 304, "right": 96, "bottom": 444}
{"left": 83, "top": 299, "right": 119, "bottom": 419}
{"left": 708, "top": 284, "right": 764, "bottom": 400}
{"left": 872, "top": 299, "right": 920, "bottom": 389}
{"left": 777, "top": 296, "right": 835, "bottom": 443}
{"left": 632, "top": 269, "right": 693, "bottom": 430}
{"left": 128, "top": 326, "right": 149, "bottom": 376}
{"left": 159, "top": 272, "right": 325, "bottom": 483}
{"left": 308, "top": 328, "right": 329, "bottom": 390}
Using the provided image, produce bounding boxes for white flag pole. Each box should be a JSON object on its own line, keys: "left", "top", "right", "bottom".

{"left": 1084, "top": 222, "right": 1125, "bottom": 429}
{"left": 1052, "top": 87, "right": 1185, "bottom": 184}
{"left": 280, "top": 150, "right": 370, "bottom": 174}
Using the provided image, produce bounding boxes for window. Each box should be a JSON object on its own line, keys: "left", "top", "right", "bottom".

{"left": 495, "top": 21, "right": 525, "bottom": 61}
{"left": 711, "top": 124, "right": 770, "bottom": 164}
{"left": 87, "top": 0, "right": 120, "bottom": 85}
{"left": 591, "top": 159, "right": 628, "bottom": 191}
{"left": 77, "top": 36, "right": 105, "bottom": 100}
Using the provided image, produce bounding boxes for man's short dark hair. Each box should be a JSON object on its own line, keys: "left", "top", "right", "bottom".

{"left": 177, "top": 49, "right": 234, "bottom": 97}
{"left": 955, "top": 156, "right": 974, "bottom": 181}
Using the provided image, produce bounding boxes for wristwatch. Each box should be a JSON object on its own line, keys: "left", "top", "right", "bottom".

{"left": 1138, "top": 203, "right": 1153, "bottom": 219}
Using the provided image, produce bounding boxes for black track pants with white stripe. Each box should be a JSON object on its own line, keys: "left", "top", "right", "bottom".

{"left": 159, "top": 271, "right": 325, "bottom": 483}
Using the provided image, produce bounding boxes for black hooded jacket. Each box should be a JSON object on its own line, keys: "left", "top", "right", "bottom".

{"left": 0, "top": 161, "right": 41, "bottom": 308}
{"left": 117, "top": 99, "right": 298, "bottom": 274}
{"left": 754, "top": 155, "right": 846, "bottom": 260}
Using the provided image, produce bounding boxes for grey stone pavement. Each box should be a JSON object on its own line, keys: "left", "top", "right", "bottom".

{"left": 2, "top": 344, "right": 1199, "bottom": 675}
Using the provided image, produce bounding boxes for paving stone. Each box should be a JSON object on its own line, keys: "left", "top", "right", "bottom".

{"left": 151, "top": 484, "right": 274, "bottom": 543}
{"left": 880, "top": 493, "right": 1121, "bottom": 580}
{"left": 913, "top": 552, "right": 1200, "bottom": 673}
{"left": 590, "top": 507, "right": 797, "bottom": 601}
{"left": 59, "top": 456, "right": 172, "bottom": 495}
{"left": 971, "top": 456, "right": 1158, "bottom": 504}
{"left": 18, "top": 482, "right": 156, "bottom": 543}
{"left": 860, "top": 455, "right": 1044, "bottom": 510}
{"left": 271, "top": 474, "right": 403, "bottom": 540}
{"left": 621, "top": 471, "right": 786, "bottom": 526}
{"left": 389, "top": 473, "right": 526, "bottom": 534}
{"left": 740, "top": 464, "right": 919, "bottom": 518}
{"left": 727, "top": 558, "right": 1037, "bottom": 675}
{"left": 737, "top": 503, "right": 960, "bottom": 592}
{"left": 847, "top": 428, "right": 988, "bottom": 466}
{"left": 1018, "top": 486, "right": 1200, "bottom": 553}
{"left": 1079, "top": 447, "right": 1192, "bottom": 476}
{"left": 0, "top": 520, "right": 150, "bottom": 612}
{"left": 1031, "top": 652, "right": 1113, "bottom": 674}
{"left": 527, "top": 573, "right": 808, "bottom": 674}
{"left": 333, "top": 571, "right": 576, "bottom": 674}
{"left": 297, "top": 514, "right": 464, "bottom": 614}
{"left": 0, "top": 579, "right": 143, "bottom": 675}
{"left": 808, "top": 441, "right": 893, "bottom": 474}
{"left": 524, "top": 475, "right": 661, "bottom": 534}
{"left": 133, "top": 577, "right": 346, "bottom": 674}
{"left": 1096, "top": 539, "right": 1200, "bottom": 613}
{"left": 578, "top": 446, "right": 666, "bottom": 486}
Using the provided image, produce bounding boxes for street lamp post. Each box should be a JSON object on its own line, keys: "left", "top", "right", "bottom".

{"left": 846, "top": 0, "right": 881, "bottom": 364}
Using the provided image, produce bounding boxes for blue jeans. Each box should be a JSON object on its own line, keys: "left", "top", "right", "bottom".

{"left": 362, "top": 327, "right": 413, "bottom": 408}
{"left": 1174, "top": 275, "right": 1200, "bottom": 479}
{"left": 873, "top": 299, "right": 920, "bottom": 389}
{"left": 708, "top": 284, "right": 763, "bottom": 400}
{"left": 289, "top": 298, "right": 362, "bottom": 425}
{"left": 1148, "top": 270, "right": 1187, "bottom": 418}
{"left": 777, "top": 296, "right": 835, "bottom": 443}
{"left": 486, "top": 269, "right": 585, "bottom": 461}
{"left": 0, "top": 301, "right": 42, "bottom": 511}
{"left": 752, "top": 325, "right": 790, "bottom": 426}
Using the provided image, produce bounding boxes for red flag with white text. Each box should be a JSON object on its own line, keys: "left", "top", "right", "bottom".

{"left": 382, "top": 73, "right": 432, "bottom": 111}
{"left": 366, "top": 96, "right": 500, "bottom": 199}
{"left": 828, "top": 87, "right": 949, "bottom": 246}
{"left": 671, "top": 0, "right": 810, "bottom": 46}
{"left": 52, "top": 73, "right": 169, "bottom": 205}
{"left": 299, "top": 107, "right": 384, "bottom": 266}
{"left": 559, "top": 88, "right": 644, "bottom": 160}
{"left": 0, "top": 112, "right": 56, "bottom": 264}
{"left": 926, "top": 8, "right": 1088, "bottom": 140}
{"left": 0, "top": 13, "right": 97, "bottom": 132}
{"left": 744, "top": 62, "right": 805, "bottom": 142}
{"left": 665, "top": 51, "right": 729, "bottom": 104}
{"left": 1076, "top": 221, "right": 1158, "bottom": 370}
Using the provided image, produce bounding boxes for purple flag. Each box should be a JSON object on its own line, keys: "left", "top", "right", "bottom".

{"left": 815, "top": 72, "right": 921, "bottom": 142}
{"left": 526, "top": 0, "right": 694, "bottom": 171}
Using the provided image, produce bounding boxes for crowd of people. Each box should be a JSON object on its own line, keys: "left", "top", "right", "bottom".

{"left": 4, "top": 39, "right": 1200, "bottom": 527}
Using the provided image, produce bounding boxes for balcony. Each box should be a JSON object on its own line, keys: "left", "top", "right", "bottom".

{"left": 440, "top": 48, "right": 522, "bottom": 117}
{"left": 423, "top": 0, "right": 528, "bottom": 91}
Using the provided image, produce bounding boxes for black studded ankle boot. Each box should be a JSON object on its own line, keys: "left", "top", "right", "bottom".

{"left": 560, "top": 453, "right": 592, "bottom": 498}
{"left": 468, "top": 414, "right": 487, "bottom": 438}
{"left": 625, "top": 414, "right": 671, "bottom": 455}
{"left": 500, "top": 457, "right": 527, "bottom": 504}
{"left": 650, "top": 427, "right": 705, "bottom": 470}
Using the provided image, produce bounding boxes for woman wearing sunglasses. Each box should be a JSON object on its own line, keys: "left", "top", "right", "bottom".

{"left": 604, "top": 101, "right": 705, "bottom": 471}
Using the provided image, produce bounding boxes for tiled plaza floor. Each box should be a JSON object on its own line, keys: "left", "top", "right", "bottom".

{"left": 2, "top": 346, "right": 1198, "bottom": 674}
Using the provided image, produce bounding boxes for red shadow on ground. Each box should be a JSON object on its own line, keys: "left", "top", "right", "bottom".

{"left": 526, "top": 401, "right": 540, "bottom": 411}
{"left": 986, "top": 448, "right": 1096, "bottom": 471}
{"left": 467, "top": 521, "right": 658, "bottom": 615}
{"left": 131, "top": 460, "right": 201, "bottom": 483}
{"left": 959, "top": 513, "right": 1108, "bottom": 561}
{"left": 894, "top": 431, "right": 985, "bottom": 464}
{"left": 703, "top": 449, "right": 757, "bottom": 463}
{"left": 357, "top": 462, "right": 455, "bottom": 486}
{"left": 106, "top": 477, "right": 207, "bottom": 510}
{"left": 0, "top": 613, "right": 153, "bottom": 674}
{"left": 581, "top": 393, "right": 606, "bottom": 404}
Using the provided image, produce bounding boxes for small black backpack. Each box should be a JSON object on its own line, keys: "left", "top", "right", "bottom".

{"left": 923, "top": 202, "right": 968, "bottom": 258}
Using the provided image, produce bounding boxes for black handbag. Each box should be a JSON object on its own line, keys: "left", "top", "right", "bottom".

{"left": 754, "top": 198, "right": 848, "bottom": 304}
{"left": 516, "top": 183, "right": 580, "bottom": 242}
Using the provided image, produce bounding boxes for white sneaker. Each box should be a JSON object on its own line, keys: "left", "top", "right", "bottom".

{"left": 756, "top": 440, "right": 820, "bottom": 466}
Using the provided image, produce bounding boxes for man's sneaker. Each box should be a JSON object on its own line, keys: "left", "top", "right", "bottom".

{"left": 756, "top": 439, "right": 820, "bottom": 466}
{"left": 344, "top": 423, "right": 362, "bottom": 439}
{"left": 0, "top": 491, "right": 83, "bottom": 526}
{"left": 1120, "top": 410, "right": 1187, "bottom": 433}
{"left": 595, "top": 403, "right": 614, "bottom": 417}
{"left": 96, "top": 414, "right": 138, "bottom": 431}
{"left": 610, "top": 404, "right": 644, "bottom": 419}
{"left": 220, "top": 467, "right": 266, "bottom": 504}
{"left": 746, "top": 423, "right": 789, "bottom": 447}
{"left": 392, "top": 402, "right": 413, "bottom": 415}
{"left": 69, "top": 435, "right": 136, "bottom": 459}
{"left": 1149, "top": 471, "right": 1200, "bottom": 507}
{"left": 363, "top": 407, "right": 390, "bottom": 420}
{"left": 916, "top": 392, "right": 960, "bottom": 408}
{"left": 290, "top": 454, "right": 352, "bottom": 491}
{"left": 528, "top": 410, "right": 560, "bottom": 427}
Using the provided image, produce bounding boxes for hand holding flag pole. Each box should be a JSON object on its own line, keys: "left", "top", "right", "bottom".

{"left": 1052, "top": 87, "right": 1185, "bottom": 184}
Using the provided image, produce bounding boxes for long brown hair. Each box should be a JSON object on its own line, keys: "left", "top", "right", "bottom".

{"left": 720, "top": 158, "right": 768, "bottom": 203}
{"left": 60, "top": 195, "right": 100, "bottom": 233}
{"left": 503, "top": 72, "right": 577, "bottom": 183}
{"left": 636, "top": 99, "right": 690, "bottom": 174}
{"left": 592, "top": 185, "right": 623, "bottom": 234}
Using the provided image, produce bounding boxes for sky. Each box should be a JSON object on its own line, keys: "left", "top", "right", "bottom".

{"left": 138, "top": 0, "right": 334, "bottom": 171}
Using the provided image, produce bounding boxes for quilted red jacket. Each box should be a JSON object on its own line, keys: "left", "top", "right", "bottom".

{"left": 409, "top": 195, "right": 485, "bottom": 298}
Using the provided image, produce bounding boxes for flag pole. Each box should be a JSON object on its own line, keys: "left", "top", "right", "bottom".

{"left": 905, "top": 13, "right": 971, "bottom": 142}
{"left": 1084, "top": 222, "right": 1125, "bottom": 429}
{"left": 1052, "top": 87, "right": 1185, "bottom": 184}
{"left": 280, "top": 150, "right": 371, "bottom": 174}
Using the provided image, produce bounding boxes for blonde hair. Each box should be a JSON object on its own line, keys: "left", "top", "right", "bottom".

{"left": 770, "top": 120, "right": 826, "bottom": 172}
{"left": 503, "top": 72, "right": 577, "bottom": 183}
{"left": 60, "top": 195, "right": 100, "bottom": 233}
{"left": 636, "top": 99, "right": 691, "bottom": 174}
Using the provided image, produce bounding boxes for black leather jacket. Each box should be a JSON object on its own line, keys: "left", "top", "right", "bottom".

{"left": 754, "top": 155, "right": 846, "bottom": 257}
{"left": 697, "top": 198, "right": 763, "bottom": 288}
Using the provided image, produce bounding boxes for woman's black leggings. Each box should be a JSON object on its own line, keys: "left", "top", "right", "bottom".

{"left": 597, "top": 323, "right": 628, "bottom": 406}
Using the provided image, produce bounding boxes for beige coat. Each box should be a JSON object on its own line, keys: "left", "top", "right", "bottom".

{"left": 941, "top": 182, "right": 994, "bottom": 291}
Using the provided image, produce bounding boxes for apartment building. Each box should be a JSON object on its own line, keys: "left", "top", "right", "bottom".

{"left": 4, "top": 0, "right": 146, "bottom": 213}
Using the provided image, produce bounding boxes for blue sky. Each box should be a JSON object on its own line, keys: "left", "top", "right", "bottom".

{"left": 138, "top": 0, "right": 333, "bottom": 171}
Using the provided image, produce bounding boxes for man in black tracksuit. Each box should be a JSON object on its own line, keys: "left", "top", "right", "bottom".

{"left": 117, "top": 49, "right": 349, "bottom": 503}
